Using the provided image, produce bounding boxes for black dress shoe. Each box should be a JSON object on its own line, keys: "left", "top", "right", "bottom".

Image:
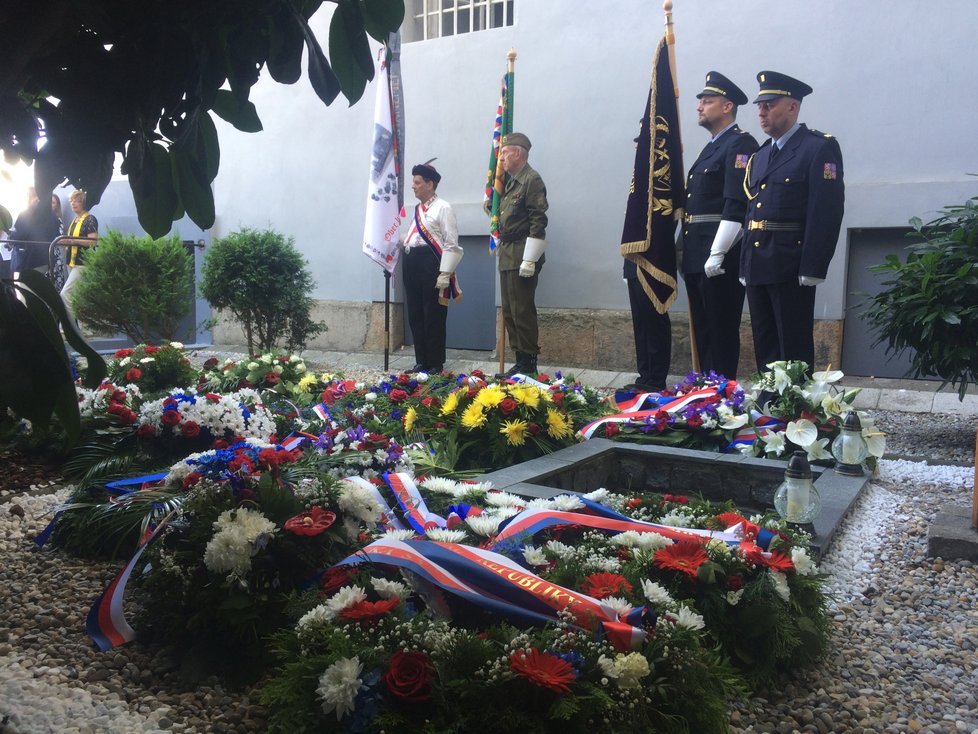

{"left": 409, "top": 363, "right": 425, "bottom": 373}
{"left": 426, "top": 365, "right": 443, "bottom": 374}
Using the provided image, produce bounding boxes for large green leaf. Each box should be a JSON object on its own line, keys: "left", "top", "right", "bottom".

{"left": 129, "top": 141, "right": 179, "bottom": 239}
{"left": 294, "top": 11, "right": 341, "bottom": 105}
{"left": 266, "top": 7, "right": 305, "bottom": 84}
{"left": 361, "top": 0, "right": 405, "bottom": 42}
{"left": 211, "top": 89, "right": 263, "bottom": 133}
{"left": 328, "top": 1, "right": 375, "bottom": 104}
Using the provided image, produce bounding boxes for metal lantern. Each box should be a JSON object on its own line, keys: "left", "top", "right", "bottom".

{"left": 831, "top": 411, "right": 869, "bottom": 477}
{"left": 774, "top": 450, "right": 821, "bottom": 524}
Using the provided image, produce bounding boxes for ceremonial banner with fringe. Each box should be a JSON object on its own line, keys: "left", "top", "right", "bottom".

{"left": 484, "top": 61, "right": 513, "bottom": 252}
{"left": 620, "top": 36, "right": 685, "bottom": 314}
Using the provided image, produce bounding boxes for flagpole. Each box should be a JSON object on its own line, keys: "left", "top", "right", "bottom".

{"left": 663, "top": 1, "right": 699, "bottom": 374}
{"left": 497, "top": 47, "right": 516, "bottom": 375}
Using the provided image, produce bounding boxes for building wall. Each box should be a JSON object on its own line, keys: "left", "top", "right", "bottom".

{"left": 211, "top": 0, "right": 978, "bottom": 370}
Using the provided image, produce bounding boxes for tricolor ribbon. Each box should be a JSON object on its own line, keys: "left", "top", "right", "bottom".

{"left": 335, "top": 538, "right": 647, "bottom": 651}
{"left": 312, "top": 402, "right": 332, "bottom": 422}
{"left": 382, "top": 471, "right": 446, "bottom": 534}
{"left": 86, "top": 512, "right": 174, "bottom": 651}
{"left": 502, "top": 374, "right": 549, "bottom": 388}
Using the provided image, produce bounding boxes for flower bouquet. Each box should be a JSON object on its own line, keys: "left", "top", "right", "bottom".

{"left": 134, "top": 387, "right": 276, "bottom": 448}
{"left": 201, "top": 352, "right": 318, "bottom": 399}
{"left": 104, "top": 342, "right": 198, "bottom": 398}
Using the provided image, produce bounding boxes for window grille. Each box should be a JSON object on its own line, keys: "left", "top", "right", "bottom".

{"left": 407, "top": 0, "right": 514, "bottom": 41}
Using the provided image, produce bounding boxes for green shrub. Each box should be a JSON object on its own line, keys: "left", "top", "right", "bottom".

{"left": 71, "top": 230, "right": 195, "bottom": 343}
{"left": 862, "top": 197, "right": 978, "bottom": 399}
{"left": 201, "top": 227, "right": 325, "bottom": 353}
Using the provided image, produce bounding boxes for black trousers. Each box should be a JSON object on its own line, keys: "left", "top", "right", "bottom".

{"left": 685, "top": 268, "right": 746, "bottom": 379}
{"left": 626, "top": 276, "right": 671, "bottom": 389}
{"left": 746, "top": 281, "right": 817, "bottom": 374}
{"left": 403, "top": 247, "right": 447, "bottom": 369}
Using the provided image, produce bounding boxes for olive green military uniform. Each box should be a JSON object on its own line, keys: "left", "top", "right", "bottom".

{"left": 497, "top": 163, "right": 548, "bottom": 357}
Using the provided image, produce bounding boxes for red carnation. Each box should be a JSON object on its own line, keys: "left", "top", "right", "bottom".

{"left": 114, "top": 348, "right": 134, "bottom": 358}
{"left": 163, "top": 397, "right": 179, "bottom": 407}
{"left": 653, "top": 539, "right": 710, "bottom": 579}
{"left": 258, "top": 448, "right": 280, "bottom": 468}
{"left": 264, "top": 371, "right": 280, "bottom": 385}
{"left": 552, "top": 392, "right": 563, "bottom": 406}
{"left": 537, "top": 373, "right": 550, "bottom": 382}
{"left": 111, "top": 390, "right": 127, "bottom": 403}
{"left": 726, "top": 574, "right": 744, "bottom": 591}
{"left": 509, "top": 648, "right": 576, "bottom": 693}
{"left": 125, "top": 368, "right": 142, "bottom": 381}
{"left": 499, "top": 397, "right": 518, "bottom": 416}
{"left": 604, "top": 423, "right": 621, "bottom": 438}
{"left": 686, "top": 413, "right": 704, "bottom": 428}
{"left": 383, "top": 651, "right": 433, "bottom": 702}
{"left": 339, "top": 597, "right": 400, "bottom": 624}
{"left": 212, "top": 439, "right": 230, "bottom": 450}
{"left": 581, "top": 572, "right": 633, "bottom": 599}
{"left": 663, "top": 494, "right": 689, "bottom": 505}
{"left": 284, "top": 506, "right": 337, "bottom": 536}
{"left": 160, "top": 410, "right": 182, "bottom": 427}
{"left": 117, "top": 409, "right": 137, "bottom": 426}
{"left": 205, "top": 393, "right": 222, "bottom": 402}
{"left": 144, "top": 346, "right": 159, "bottom": 354}
{"left": 182, "top": 472, "right": 203, "bottom": 489}
{"left": 180, "top": 421, "right": 201, "bottom": 438}
{"left": 136, "top": 424, "right": 156, "bottom": 440}
{"left": 396, "top": 374, "right": 411, "bottom": 385}
{"left": 389, "top": 389, "right": 408, "bottom": 403}
{"left": 471, "top": 369, "right": 485, "bottom": 378}
{"left": 320, "top": 566, "right": 353, "bottom": 596}
{"left": 227, "top": 456, "right": 254, "bottom": 473}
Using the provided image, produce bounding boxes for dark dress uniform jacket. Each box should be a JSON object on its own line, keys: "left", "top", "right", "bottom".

{"left": 682, "top": 125, "right": 758, "bottom": 274}
{"left": 497, "top": 164, "right": 548, "bottom": 271}
{"left": 741, "top": 124, "right": 844, "bottom": 285}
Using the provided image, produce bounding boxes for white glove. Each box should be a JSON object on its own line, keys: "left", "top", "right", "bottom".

{"left": 435, "top": 272, "right": 451, "bottom": 289}
{"left": 519, "top": 260, "right": 536, "bottom": 277}
{"left": 739, "top": 277, "right": 746, "bottom": 286}
{"left": 704, "top": 252, "right": 726, "bottom": 278}
{"left": 704, "top": 220, "right": 743, "bottom": 278}
{"left": 799, "top": 276, "right": 824, "bottom": 286}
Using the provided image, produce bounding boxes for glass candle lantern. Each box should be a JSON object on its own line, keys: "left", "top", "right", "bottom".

{"left": 774, "top": 450, "right": 821, "bottom": 524}
{"left": 831, "top": 411, "right": 868, "bottom": 476}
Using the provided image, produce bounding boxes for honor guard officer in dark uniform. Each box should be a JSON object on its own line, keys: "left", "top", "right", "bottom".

{"left": 741, "top": 71, "right": 844, "bottom": 374}
{"left": 682, "top": 71, "right": 758, "bottom": 379}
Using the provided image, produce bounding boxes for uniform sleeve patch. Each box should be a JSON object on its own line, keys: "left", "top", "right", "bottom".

{"left": 735, "top": 154, "right": 749, "bottom": 169}
{"left": 823, "top": 162, "right": 838, "bottom": 180}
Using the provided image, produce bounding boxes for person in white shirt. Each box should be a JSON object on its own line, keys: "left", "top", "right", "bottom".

{"left": 402, "top": 161, "right": 462, "bottom": 373}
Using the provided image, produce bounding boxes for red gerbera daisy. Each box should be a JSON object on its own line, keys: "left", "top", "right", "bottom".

{"left": 339, "top": 597, "right": 400, "bottom": 623}
{"left": 653, "top": 540, "right": 710, "bottom": 579}
{"left": 715, "top": 511, "right": 749, "bottom": 529}
{"left": 284, "top": 506, "right": 337, "bottom": 536}
{"left": 581, "top": 572, "right": 633, "bottom": 599}
{"left": 760, "top": 550, "right": 795, "bottom": 572}
{"left": 509, "top": 648, "right": 577, "bottom": 693}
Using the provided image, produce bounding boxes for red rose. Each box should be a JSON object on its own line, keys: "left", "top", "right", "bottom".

{"left": 383, "top": 651, "right": 433, "bottom": 702}
{"left": 264, "top": 371, "right": 280, "bottom": 385}
{"left": 604, "top": 423, "right": 620, "bottom": 438}
{"left": 471, "top": 369, "right": 485, "bottom": 378}
{"left": 726, "top": 575, "right": 744, "bottom": 591}
{"left": 421, "top": 396, "right": 439, "bottom": 408}
{"left": 389, "top": 389, "right": 408, "bottom": 403}
{"left": 499, "top": 397, "right": 518, "bottom": 416}
{"left": 552, "top": 392, "right": 563, "bottom": 406}
{"left": 434, "top": 421, "right": 446, "bottom": 429}
{"left": 136, "top": 424, "right": 156, "bottom": 440}
{"left": 397, "top": 374, "right": 411, "bottom": 385}
{"left": 117, "top": 409, "right": 137, "bottom": 426}
{"left": 111, "top": 390, "right": 127, "bottom": 403}
{"left": 527, "top": 422, "right": 541, "bottom": 436}
{"left": 106, "top": 403, "right": 124, "bottom": 416}
{"left": 114, "top": 348, "right": 134, "bottom": 358}
{"left": 228, "top": 456, "right": 254, "bottom": 474}
{"left": 160, "top": 410, "right": 182, "bottom": 427}
{"left": 163, "top": 397, "right": 178, "bottom": 407}
{"left": 536, "top": 373, "right": 550, "bottom": 382}
{"left": 663, "top": 494, "right": 689, "bottom": 505}
{"left": 180, "top": 421, "right": 201, "bottom": 438}
{"left": 626, "top": 497, "right": 643, "bottom": 509}
{"left": 144, "top": 346, "right": 159, "bottom": 354}
{"left": 320, "top": 566, "right": 354, "bottom": 595}
{"left": 236, "top": 378, "right": 253, "bottom": 389}
{"left": 212, "top": 439, "right": 230, "bottom": 450}
{"left": 182, "top": 472, "right": 203, "bottom": 489}
{"left": 125, "top": 368, "right": 142, "bottom": 381}
{"left": 284, "top": 506, "right": 337, "bottom": 536}
{"left": 203, "top": 357, "right": 219, "bottom": 368}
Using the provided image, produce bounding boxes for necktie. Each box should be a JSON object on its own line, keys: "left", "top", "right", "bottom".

{"left": 770, "top": 142, "right": 780, "bottom": 159}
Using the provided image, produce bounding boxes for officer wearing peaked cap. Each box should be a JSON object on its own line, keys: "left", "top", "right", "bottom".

{"left": 741, "top": 70, "right": 844, "bottom": 375}
{"left": 681, "top": 71, "right": 758, "bottom": 379}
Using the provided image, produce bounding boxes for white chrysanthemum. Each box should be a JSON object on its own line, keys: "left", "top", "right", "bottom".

{"left": 525, "top": 498, "right": 556, "bottom": 510}
{"left": 706, "top": 538, "right": 733, "bottom": 555}
{"left": 726, "top": 589, "right": 745, "bottom": 606}
{"left": 119, "top": 356, "right": 132, "bottom": 366}
{"left": 544, "top": 540, "right": 575, "bottom": 559}
{"left": 602, "top": 596, "right": 632, "bottom": 617}
{"left": 325, "top": 585, "right": 367, "bottom": 618}
{"left": 317, "top": 658, "right": 364, "bottom": 719}
{"left": 582, "top": 488, "right": 610, "bottom": 503}
{"left": 596, "top": 654, "right": 617, "bottom": 679}
{"left": 549, "top": 494, "right": 585, "bottom": 512}
{"left": 464, "top": 481, "right": 495, "bottom": 493}
{"left": 371, "top": 577, "right": 408, "bottom": 599}
{"left": 297, "top": 603, "right": 334, "bottom": 630}
{"left": 383, "top": 529, "right": 418, "bottom": 542}
{"left": 337, "top": 481, "right": 384, "bottom": 524}
{"left": 139, "top": 357, "right": 155, "bottom": 364}
{"left": 786, "top": 419, "right": 818, "bottom": 448}
{"left": 609, "top": 531, "right": 643, "bottom": 548}
{"left": 425, "top": 528, "right": 469, "bottom": 543}
{"left": 484, "top": 491, "right": 525, "bottom": 508}
{"left": 769, "top": 570, "right": 791, "bottom": 602}
{"left": 672, "top": 605, "right": 706, "bottom": 631}
{"left": 220, "top": 507, "right": 276, "bottom": 540}
{"left": 419, "top": 477, "right": 466, "bottom": 496}
{"left": 613, "top": 652, "right": 650, "bottom": 690}
{"left": 203, "top": 526, "right": 253, "bottom": 577}
{"left": 641, "top": 580, "right": 674, "bottom": 608}
{"left": 465, "top": 514, "right": 501, "bottom": 537}
{"left": 522, "top": 546, "right": 548, "bottom": 567}
{"left": 633, "top": 532, "right": 674, "bottom": 551}
{"left": 364, "top": 392, "right": 377, "bottom": 402}
{"left": 791, "top": 547, "right": 818, "bottom": 576}
{"left": 659, "top": 510, "right": 693, "bottom": 528}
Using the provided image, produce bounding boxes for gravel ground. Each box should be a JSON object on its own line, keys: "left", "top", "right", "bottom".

{"left": 1, "top": 357, "right": 976, "bottom": 733}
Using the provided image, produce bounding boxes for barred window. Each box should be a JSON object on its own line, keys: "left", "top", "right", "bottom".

{"left": 404, "top": 0, "right": 514, "bottom": 42}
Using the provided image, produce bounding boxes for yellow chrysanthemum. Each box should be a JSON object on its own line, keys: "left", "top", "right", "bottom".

{"left": 545, "top": 408, "right": 573, "bottom": 439}
{"left": 461, "top": 401, "right": 488, "bottom": 429}
{"left": 403, "top": 406, "right": 417, "bottom": 432}
{"left": 500, "top": 419, "right": 528, "bottom": 446}
{"left": 475, "top": 385, "right": 505, "bottom": 409}
{"left": 320, "top": 372, "right": 335, "bottom": 383}
{"left": 441, "top": 390, "right": 461, "bottom": 416}
{"left": 297, "top": 373, "right": 319, "bottom": 393}
{"left": 509, "top": 385, "right": 541, "bottom": 409}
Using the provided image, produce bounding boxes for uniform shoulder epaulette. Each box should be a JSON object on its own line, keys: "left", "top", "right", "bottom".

{"left": 809, "top": 128, "right": 834, "bottom": 138}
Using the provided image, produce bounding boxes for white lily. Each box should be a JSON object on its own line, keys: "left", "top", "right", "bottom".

{"left": 772, "top": 367, "right": 792, "bottom": 394}
{"left": 806, "top": 437, "right": 833, "bottom": 461}
{"left": 761, "top": 430, "right": 786, "bottom": 456}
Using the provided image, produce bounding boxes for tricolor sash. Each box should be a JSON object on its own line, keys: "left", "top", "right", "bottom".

{"left": 334, "top": 538, "right": 648, "bottom": 651}
{"left": 383, "top": 471, "right": 447, "bottom": 533}
{"left": 412, "top": 204, "right": 462, "bottom": 306}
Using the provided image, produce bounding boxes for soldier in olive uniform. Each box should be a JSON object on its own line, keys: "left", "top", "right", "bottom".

{"left": 682, "top": 71, "right": 758, "bottom": 379}
{"left": 742, "top": 71, "right": 844, "bottom": 373}
{"left": 494, "top": 132, "right": 549, "bottom": 377}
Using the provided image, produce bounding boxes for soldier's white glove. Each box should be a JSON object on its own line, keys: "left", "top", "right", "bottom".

{"left": 519, "top": 260, "right": 536, "bottom": 277}
{"left": 739, "top": 277, "right": 746, "bottom": 286}
{"left": 704, "top": 220, "right": 743, "bottom": 278}
{"left": 435, "top": 272, "right": 451, "bottom": 289}
{"left": 799, "top": 276, "right": 824, "bottom": 286}
{"left": 519, "top": 237, "right": 546, "bottom": 278}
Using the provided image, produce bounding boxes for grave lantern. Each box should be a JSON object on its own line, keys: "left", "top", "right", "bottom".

{"left": 774, "top": 450, "right": 821, "bottom": 524}
{"left": 831, "top": 411, "right": 868, "bottom": 477}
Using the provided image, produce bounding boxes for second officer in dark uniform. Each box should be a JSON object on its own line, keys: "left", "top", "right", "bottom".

{"left": 741, "top": 71, "right": 845, "bottom": 374}
{"left": 682, "top": 71, "right": 758, "bottom": 379}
